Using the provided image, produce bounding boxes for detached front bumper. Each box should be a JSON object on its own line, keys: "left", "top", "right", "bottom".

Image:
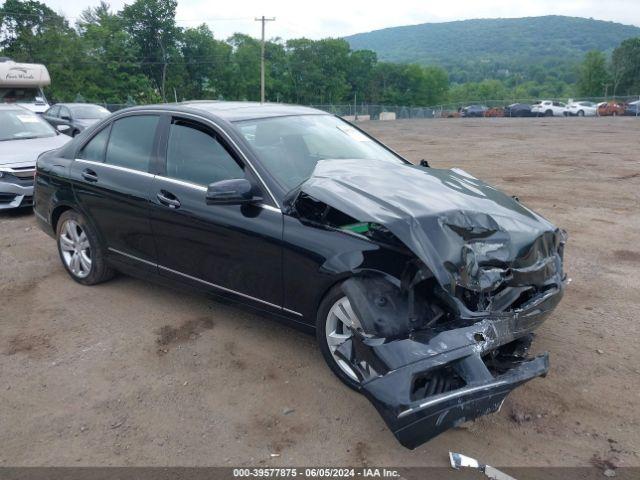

{"left": 338, "top": 283, "right": 563, "bottom": 449}
{"left": 366, "top": 350, "right": 548, "bottom": 449}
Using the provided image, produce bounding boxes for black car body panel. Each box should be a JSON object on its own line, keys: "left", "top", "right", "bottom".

{"left": 504, "top": 103, "right": 534, "bottom": 117}
{"left": 34, "top": 102, "right": 567, "bottom": 449}
{"left": 461, "top": 105, "right": 488, "bottom": 117}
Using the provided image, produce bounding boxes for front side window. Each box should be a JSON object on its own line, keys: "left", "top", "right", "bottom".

{"left": 0, "top": 109, "right": 56, "bottom": 141}
{"left": 165, "top": 119, "right": 244, "bottom": 185}
{"left": 235, "top": 114, "right": 403, "bottom": 191}
{"left": 79, "top": 126, "right": 110, "bottom": 162}
{"left": 105, "top": 115, "right": 159, "bottom": 172}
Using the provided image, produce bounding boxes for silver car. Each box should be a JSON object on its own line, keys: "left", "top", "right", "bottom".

{"left": 0, "top": 105, "right": 70, "bottom": 210}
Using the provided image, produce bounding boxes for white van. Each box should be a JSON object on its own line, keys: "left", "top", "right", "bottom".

{"left": 0, "top": 58, "right": 51, "bottom": 113}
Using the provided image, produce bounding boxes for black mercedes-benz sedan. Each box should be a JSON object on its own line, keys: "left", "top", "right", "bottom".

{"left": 34, "top": 101, "right": 567, "bottom": 449}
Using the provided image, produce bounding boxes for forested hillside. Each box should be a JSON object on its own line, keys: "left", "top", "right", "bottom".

{"left": 345, "top": 16, "right": 640, "bottom": 83}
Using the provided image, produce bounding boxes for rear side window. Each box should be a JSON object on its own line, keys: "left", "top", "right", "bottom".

{"left": 48, "top": 106, "right": 60, "bottom": 117}
{"left": 79, "top": 127, "right": 110, "bottom": 162}
{"left": 165, "top": 119, "right": 243, "bottom": 185}
{"left": 105, "top": 115, "right": 159, "bottom": 172}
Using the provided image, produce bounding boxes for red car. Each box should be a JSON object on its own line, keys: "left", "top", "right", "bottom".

{"left": 597, "top": 101, "right": 626, "bottom": 116}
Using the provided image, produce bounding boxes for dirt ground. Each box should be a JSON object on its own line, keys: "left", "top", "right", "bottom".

{"left": 1, "top": 117, "right": 639, "bottom": 468}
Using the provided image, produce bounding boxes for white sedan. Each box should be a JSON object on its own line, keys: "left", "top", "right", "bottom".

{"left": 565, "top": 101, "right": 597, "bottom": 117}
{"left": 0, "top": 105, "right": 69, "bottom": 210}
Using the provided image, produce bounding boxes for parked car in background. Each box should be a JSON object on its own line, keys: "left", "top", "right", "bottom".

{"left": 34, "top": 102, "right": 566, "bottom": 449}
{"left": 0, "top": 58, "right": 51, "bottom": 113}
{"left": 0, "top": 105, "right": 69, "bottom": 210}
{"left": 504, "top": 103, "right": 534, "bottom": 117}
{"left": 484, "top": 107, "right": 504, "bottom": 117}
{"left": 624, "top": 100, "right": 639, "bottom": 116}
{"left": 564, "top": 101, "right": 597, "bottom": 117}
{"left": 461, "top": 105, "right": 488, "bottom": 117}
{"left": 531, "top": 100, "right": 566, "bottom": 117}
{"left": 43, "top": 103, "right": 111, "bottom": 137}
{"left": 597, "top": 101, "right": 626, "bottom": 116}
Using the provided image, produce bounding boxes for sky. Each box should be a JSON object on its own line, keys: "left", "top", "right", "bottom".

{"left": 39, "top": 0, "right": 640, "bottom": 40}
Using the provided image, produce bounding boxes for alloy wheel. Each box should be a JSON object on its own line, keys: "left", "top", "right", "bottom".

{"left": 59, "top": 219, "right": 92, "bottom": 278}
{"left": 325, "top": 296, "right": 361, "bottom": 382}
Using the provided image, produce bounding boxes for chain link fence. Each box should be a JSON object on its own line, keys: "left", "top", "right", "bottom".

{"left": 311, "top": 95, "right": 640, "bottom": 120}
{"left": 96, "top": 96, "right": 640, "bottom": 118}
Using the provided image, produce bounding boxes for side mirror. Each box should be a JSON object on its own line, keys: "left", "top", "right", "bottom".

{"left": 56, "top": 124, "right": 71, "bottom": 133}
{"left": 206, "top": 178, "right": 263, "bottom": 205}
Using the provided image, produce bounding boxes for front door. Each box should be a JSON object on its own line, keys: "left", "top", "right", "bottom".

{"left": 148, "top": 116, "right": 283, "bottom": 310}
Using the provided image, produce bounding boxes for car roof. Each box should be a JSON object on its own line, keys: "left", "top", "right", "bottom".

{"left": 51, "top": 103, "right": 106, "bottom": 108}
{"left": 0, "top": 104, "right": 29, "bottom": 111}
{"left": 120, "top": 101, "right": 327, "bottom": 122}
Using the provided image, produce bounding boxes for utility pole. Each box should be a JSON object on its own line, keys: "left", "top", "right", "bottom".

{"left": 255, "top": 15, "right": 275, "bottom": 103}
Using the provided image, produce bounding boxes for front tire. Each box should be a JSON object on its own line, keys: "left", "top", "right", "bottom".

{"left": 578, "top": 110, "right": 585, "bottom": 117}
{"left": 316, "top": 283, "right": 362, "bottom": 391}
{"left": 56, "top": 210, "right": 114, "bottom": 285}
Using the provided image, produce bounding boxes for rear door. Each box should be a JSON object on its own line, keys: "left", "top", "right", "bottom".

{"left": 148, "top": 115, "right": 284, "bottom": 310}
{"left": 70, "top": 114, "right": 161, "bottom": 271}
{"left": 59, "top": 106, "right": 73, "bottom": 129}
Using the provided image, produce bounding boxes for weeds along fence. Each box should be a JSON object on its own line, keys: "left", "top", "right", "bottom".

{"left": 98, "top": 95, "right": 640, "bottom": 118}
{"left": 311, "top": 95, "right": 640, "bottom": 119}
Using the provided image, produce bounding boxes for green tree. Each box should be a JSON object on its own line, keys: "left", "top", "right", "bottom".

{"left": 0, "top": 0, "right": 87, "bottom": 101}
{"left": 346, "top": 49, "right": 376, "bottom": 103}
{"left": 227, "top": 33, "right": 261, "bottom": 101}
{"left": 577, "top": 50, "right": 609, "bottom": 96}
{"left": 180, "top": 24, "right": 232, "bottom": 100}
{"left": 76, "top": 1, "right": 158, "bottom": 103}
{"left": 611, "top": 38, "right": 640, "bottom": 96}
{"left": 120, "top": 0, "right": 179, "bottom": 101}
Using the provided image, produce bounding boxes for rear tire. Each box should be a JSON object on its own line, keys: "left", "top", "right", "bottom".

{"left": 56, "top": 210, "right": 115, "bottom": 285}
{"left": 545, "top": 110, "right": 553, "bottom": 117}
{"left": 578, "top": 110, "right": 585, "bottom": 117}
{"left": 316, "top": 283, "right": 362, "bottom": 391}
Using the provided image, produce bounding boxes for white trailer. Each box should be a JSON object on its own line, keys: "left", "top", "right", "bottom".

{"left": 0, "top": 58, "right": 51, "bottom": 113}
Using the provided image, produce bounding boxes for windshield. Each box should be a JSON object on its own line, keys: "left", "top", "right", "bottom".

{"left": 70, "top": 105, "right": 110, "bottom": 119}
{"left": 235, "top": 114, "right": 404, "bottom": 191}
{"left": 0, "top": 87, "right": 43, "bottom": 104}
{"left": 0, "top": 109, "right": 56, "bottom": 141}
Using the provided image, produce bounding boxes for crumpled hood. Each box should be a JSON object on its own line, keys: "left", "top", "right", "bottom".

{"left": 298, "top": 159, "right": 563, "bottom": 293}
{"left": 0, "top": 135, "right": 70, "bottom": 167}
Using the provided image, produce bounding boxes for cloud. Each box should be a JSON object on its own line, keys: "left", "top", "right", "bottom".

{"left": 44, "top": 0, "right": 640, "bottom": 40}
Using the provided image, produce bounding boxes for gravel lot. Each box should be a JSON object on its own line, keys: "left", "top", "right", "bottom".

{"left": 1, "top": 117, "right": 639, "bottom": 468}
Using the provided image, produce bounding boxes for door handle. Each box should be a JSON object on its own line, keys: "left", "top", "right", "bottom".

{"left": 157, "top": 190, "right": 181, "bottom": 209}
{"left": 81, "top": 168, "right": 98, "bottom": 182}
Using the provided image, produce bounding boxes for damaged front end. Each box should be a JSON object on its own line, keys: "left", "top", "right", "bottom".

{"left": 287, "top": 159, "right": 568, "bottom": 449}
